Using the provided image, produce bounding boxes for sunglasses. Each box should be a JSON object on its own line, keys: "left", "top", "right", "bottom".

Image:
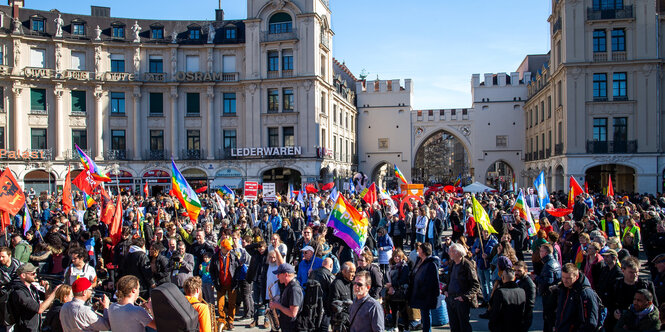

{"left": 353, "top": 282, "right": 366, "bottom": 287}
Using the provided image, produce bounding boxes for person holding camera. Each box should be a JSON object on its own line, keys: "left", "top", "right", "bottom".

{"left": 9, "top": 263, "right": 61, "bottom": 332}
{"left": 169, "top": 241, "right": 194, "bottom": 288}
{"left": 59, "top": 278, "right": 110, "bottom": 332}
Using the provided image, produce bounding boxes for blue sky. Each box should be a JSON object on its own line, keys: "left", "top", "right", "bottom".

{"left": 26, "top": 0, "right": 551, "bottom": 109}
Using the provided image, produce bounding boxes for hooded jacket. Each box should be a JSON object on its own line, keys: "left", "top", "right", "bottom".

{"left": 121, "top": 245, "right": 152, "bottom": 292}
{"left": 554, "top": 272, "right": 600, "bottom": 332}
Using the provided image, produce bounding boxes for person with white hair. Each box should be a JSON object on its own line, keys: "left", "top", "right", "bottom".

{"left": 442, "top": 242, "right": 480, "bottom": 332}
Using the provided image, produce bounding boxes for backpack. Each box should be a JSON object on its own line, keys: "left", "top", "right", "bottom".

{"left": 296, "top": 280, "right": 324, "bottom": 331}
{"left": 580, "top": 285, "right": 606, "bottom": 332}
{"left": 0, "top": 287, "right": 15, "bottom": 327}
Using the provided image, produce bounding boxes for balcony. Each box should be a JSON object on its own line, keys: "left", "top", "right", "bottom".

{"left": 65, "top": 148, "right": 90, "bottom": 161}
{"left": 216, "top": 148, "right": 236, "bottom": 159}
{"left": 104, "top": 149, "right": 127, "bottom": 160}
{"left": 222, "top": 72, "right": 239, "bottom": 82}
{"left": 593, "top": 52, "right": 608, "bottom": 62}
{"left": 267, "top": 71, "right": 280, "bottom": 79}
{"left": 525, "top": 152, "right": 532, "bottom": 162}
{"left": 555, "top": 143, "right": 563, "bottom": 155}
{"left": 145, "top": 149, "right": 168, "bottom": 160}
{"left": 260, "top": 29, "right": 298, "bottom": 43}
{"left": 612, "top": 52, "right": 627, "bottom": 61}
{"left": 181, "top": 149, "right": 204, "bottom": 160}
{"left": 282, "top": 70, "right": 293, "bottom": 78}
{"left": 586, "top": 140, "right": 637, "bottom": 154}
{"left": 587, "top": 5, "right": 633, "bottom": 20}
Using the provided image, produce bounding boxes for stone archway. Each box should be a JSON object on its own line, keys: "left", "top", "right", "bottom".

{"left": 585, "top": 164, "right": 635, "bottom": 194}
{"left": 485, "top": 160, "right": 514, "bottom": 191}
{"left": 371, "top": 161, "right": 397, "bottom": 190}
{"left": 413, "top": 130, "right": 470, "bottom": 185}
{"left": 263, "top": 167, "right": 302, "bottom": 194}
{"left": 24, "top": 170, "right": 56, "bottom": 194}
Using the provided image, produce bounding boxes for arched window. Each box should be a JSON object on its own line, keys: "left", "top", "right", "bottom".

{"left": 269, "top": 12, "right": 292, "bottom": 34}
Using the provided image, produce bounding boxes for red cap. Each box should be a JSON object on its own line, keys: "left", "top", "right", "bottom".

{"left": 72, "top": 277, "right": 92, "bottom": 293}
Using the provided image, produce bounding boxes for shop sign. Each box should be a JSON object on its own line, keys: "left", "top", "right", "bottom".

{"left": 230, "top": 146, "right": 302, "bottom": 157}
{"left": 0, "top": 149, "right": 48, "bottom": 160}
{"left": 173, "top": 71, "right": 224, "bottom": 82}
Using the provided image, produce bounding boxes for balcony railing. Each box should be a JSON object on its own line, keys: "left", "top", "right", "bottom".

{"left": 216, "top": 148, "right": 236, "bottom": 159}
{"left": 594, "top": 52, "right": 608, "bottom": 62}
{"left": 587, "top": 5, "right": 633, "bottom": 20}
{"left": 260, "top": 29, "right": 298, "bottom": 43}
{"left": 555, "top": 143, "right": 563, "bottom": 155}
{"left": 612, "top": 52, "right": 627, "bottom": 61}
{"left": 181, "top": 149, "right": 204, "bottom": 160}
{"left": 221, "top": 72, "right": 239, "bottom": 82}
{"left": 104, "top": 149, "right": 128, "bottom": 160}
{"left": 586, "top": 140, "right": 637, "bottom": 154}
{"left": 65, "top": 148, "right": 90, "bottom": 161}
{"left": 267, "top": 71, "right": 280, "bottom": 79}
{"left": 282, "top": 70, "right": 293, "bottom": 78}
{"left": 145, "top": 149, "right": 168, "bottom": 160}
{"left": 525, "top": 152, "right": 532, "bottom": 162}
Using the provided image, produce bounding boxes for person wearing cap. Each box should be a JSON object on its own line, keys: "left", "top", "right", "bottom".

{"left": 59, "top": 277, "right": 111, "bottom": 332}
{"left": 9, "top": 263, "right": 61, "bottom": 332}
{"left": 487, "top": 268, "right": 526, "bottom": 332}
{"left": 269, "top": 263, "right": 303, "bottom": 332}
{"left": 296, "top": 245, "right": 323, "bottom": 286}
{"left": 210, "top": 238, "right": 240, "bottom": 330}
{"left": 651, "top": 253, "right": 665, "bottom": 305}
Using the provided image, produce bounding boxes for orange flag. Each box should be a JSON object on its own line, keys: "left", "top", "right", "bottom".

{"left": 0, "top": 169, "right": 26, "bottom": 216}
{"left": 0, "top": 211, "right": 10, "bottom": 232}
{"left": 62, "top": 166, "right": 73, "bottom": 215}
{"left": 607, "top": 175, "right": 614, "bottom": 199}
{"left": 110, "top": 195, "right": 123, "bottom": 245}
{"left": 568, "top": 176, "right": 584, "bottom": 209}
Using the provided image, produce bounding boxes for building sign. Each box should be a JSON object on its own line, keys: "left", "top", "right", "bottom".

{"left": 24, "top": 68, "right": 55, "bottom": 79}
{"left": 263, "top": 182, "right": 276, "bottom": 202}
{"left": 316, "top": 147, "right": 333, "bottom": 159}
{"left": 102, "top": 72, "right": 137, "bottom": 82}
{"left": 173, "top": 71, "right": 226, "bottom": 82}
{"left": 0, "top": 149, "right": 48, "bottom": 160}
{"left": 230, "top": 146, "right": 302, "bottom": 157}
{"left": 62, "top": 70, "right": 92, "bottom": 80}
{"left": 144, "top": 73, "right": 167, "bottom": 82}
{"left": 244, "top": 181, "right": 259, "bottom": 200}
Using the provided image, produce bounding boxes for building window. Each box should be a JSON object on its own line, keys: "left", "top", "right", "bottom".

{"left": 268, "top": 51, "right": 279, "bottom": 73}
{"left": 71, "top": 52, "right": 85, "bottom": 70}
{"left": 223, "top": 93, "right": 236, "bottom": 115}
{"left": 30, "top": 48, "right": 46, "bottom": 68}
{"left": 593, "top": 73, "right": 607, "bottom": 101}
{"left": 321, "top": 128, "right": 326, "bottom": 148}
{"left": 283, "top": 88, "right": 294, "bottom": 111}
{"left": 31, "top": 18, "right": 44, "bottom": 32}
{"left": 593, "top": 118, "right": 607, "bottom": 141}
{"left": 534, "top": 106, "right": 538, "bottom": 124}
{"left": 186, "top": 93, "right": 200, "bottom": 115}
{"left": 548, "top": 96, "right": 552, "bottom": 118}
{"left": 282, "top": 50, "right": 293, "bottom": 71}
{"left": 72, "top": 23, "right": 85, "bottom": 36}
{"left": 268, "top": 89, "right": 279, "bottom": 113}
{"left": 611, "top": 29, "right": 625, "bottom": 52}
{"left": 225, "top": 27, "right": 236, "bottom": 39}
{"left": 321, "top": 92, "right": 326, "bottom": 114}
{"left": 30, "top": 88, "right": 46, "bottom": 111}
{"left": 110, "top": 54, "right": 125, "bottom": 72}
{"left": 31, "top": 129, "right": 47, "bottom": 149}
{"left": 72, "top": 129, "right": 87, "bottom": 150}
{"left": 149, "top": 92, "right": 163, "bottom": 115}
{"left": 112, "top": 26, "right": 124, "bottom": 38}
{"left": 613, "top": 72, "right": 627, "bottom": 99}
{"left": 593, "top": 30, "right": 606, "bottom": 53}
{"left": 222, "top": 55, "right": 236, "bottom": 73}
{"left": 351, "top": 115, "right": 355, "bottom": 132}
{"left": 593, "top": 0, "right": 623, "bottom": 10}
{"left": 283, "top": 127, "right": 294, "bottom": 146}
{"left": 0, "top": 89, "right": 4, "bottom": 112}
{"left": 540, "top": 101, "right": 545, "bottom": 122}
{"left": 189, "top": 28, "right": 201, "bottom": 40}
{"left": 186, "top": 55, "right": 199, "bottom": 72}
{"left": 496, "top": 135, "right": 508, "bottom": 147}
{"left": 111, "top": 130, "right": 126, "bottom": 150}
{"left": 150, "top": 130, "right": 164, "bottom": 151}
{"left": 613, "top": 117, "right": 627, "bottom": 142}
{"left": 268, "top": 128, "right": 279, "bottom": 147}
{"left": 110, "top": 92, "right": 125, "bottom": 114}
{"left": 71, "top": 90, "right": 86, "bottom": 113}
{"left": 0, "top": 128, "right": 4, "bottom": 149}
{"left": 187, "top": 130, "right": 200, "bottom": 150}
{"left": 151, "top": 27, "right": 163, "bottom": 39}
{"left": 223, "top": 130, "right": 236, "bottom": 149}
{"left": 149, "top": 57, "right": 163, "bottom": 73}
{"left": 0, "top": 47, "right": 3, "bottom": 66}
{"left": 269, "top": 13, "right": 293, "bottom": 34}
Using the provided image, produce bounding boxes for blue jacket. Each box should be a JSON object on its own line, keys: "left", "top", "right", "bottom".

{"left": 555, "top": 272, "right": 600, "bottom": 332}
{"left": 377, "top": 234, "right": 394, "bottom": 265}
{"left": 535, "top": 254, "right": 561, "bottom": 295}
{"left": 297, "top": 256, "right": 322, "bottom": 286}
{"left": 471, "top": 235, "right": 497, "bottom": 270}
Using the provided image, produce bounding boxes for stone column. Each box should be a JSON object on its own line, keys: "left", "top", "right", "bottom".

{"left": 94, "top": 86, "right": 104, "bottom": 160}
{"left": 132, "top": 87, "right": 141, "bottom": 160}
{"left": 206, "top": 86, "right": 215, "bottom": 160}
{"left": 170, "top": 87, "right": 178, "bottom": 158}
{"left": 11, "top": 82, "right": 22, "bottom": 150}
{"left": 53, "top": 84, "right": 65, "bottom": 159}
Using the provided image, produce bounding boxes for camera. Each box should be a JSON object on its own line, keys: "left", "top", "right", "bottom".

{"left": 330, "top": 300, "right": 353, "bottom": 332}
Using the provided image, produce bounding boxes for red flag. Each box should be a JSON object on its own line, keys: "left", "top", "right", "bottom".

{"left": 99, "top": 186, "right": 110, "bottom": 201}
{"left": 305, "top": 184, "right": 318, "bottom": 194}
{"left": 545, "top": 208, "right": 573, "bottom": 217}
{"left": 62, "top": 166, "right": 73, "bottom": 215}
{"left": 144, "top": 182, "right": 149, "bottom": 198}
{"left": 72, "top": 170, "right": 99, "bottom": 196}
{"left": 321, "top": 182, "right": 335, "bottom": 191}
{"left": 584, "top": 180, "right": 589, "bottom": 194}
{"left": 607, "top": 175, "right": 614, "bottom": 199}
{"left": 0, "top": 211, "right": 10, "bottom": 232}
{"left": 0, "top": 169, "right": 26, "bottom": 216}
{"left": 568, "top": 176, "right": 584, "bottom": 209}
{"left": 110, "top": 195, "right": 123, "bottom": 245}
{"left": 100, "top": 200, "right": 115, "bottom": 225}
{"left": 362, "top": 183, "right": 378, "bottom": 208}
{"left": 195, "top": 186, "right": 208, "bottom": 194}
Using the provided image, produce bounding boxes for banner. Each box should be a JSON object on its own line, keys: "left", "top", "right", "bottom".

{"left": 244, "top": 181, "right": 259, "bottom": 200}
{"left": 263, "top": 183, "right": 276, "bottom": 202}
{"left": 0, "top": 169, "right": 26, "bottom": 216}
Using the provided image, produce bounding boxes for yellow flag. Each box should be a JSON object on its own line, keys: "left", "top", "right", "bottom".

{"left": 471, "top": 195, "right": 498, "bottom": 234}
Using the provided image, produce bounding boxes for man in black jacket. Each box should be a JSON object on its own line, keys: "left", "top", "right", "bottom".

{"left": 120, "top": 237, "right": 152, "bottom": 299}
{"left": 443, "top": 243, "right": 481, "bottom": 332}
{"left": 488, "top": 268, "right": 526, "bottom": 332}
{"left": 572, "top": 195, "right": 587, "bottom": 221}
{"left": 555, "top": 263, "right": 601, "bottom": 332}
{"left": 534, "top": 243, "right": 561, "bottom": 332}
{"left": 597, "top": 249, "right": 622, "bottom": 330}
{"left": 309, "top": 258, "right": 335, "bottom": 332}
{"left": 610, "top": 256, "right": 659, "bottom": 331}
{"left": 9, "top": 263, "right": 60, "bottom": 332}
{"left": 330, "top": 262, "right": 355, "bottom": 332}
{"left": 508, "top": 214, "right": 528, "bottom": 261}
{"left": 514, "top": 261, "right": 536, "bottom": 332}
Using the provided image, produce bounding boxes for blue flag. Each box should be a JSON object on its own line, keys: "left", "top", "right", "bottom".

{"left": 533, "top": 171, "right": 550, "bottom": 208}
{"left": 349, "top": 178, "right": 356, "bottom": 194}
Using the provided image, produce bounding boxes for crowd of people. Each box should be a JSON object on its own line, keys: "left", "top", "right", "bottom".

{"left": 0, "top": 185, "right": 664, "bottom": 332}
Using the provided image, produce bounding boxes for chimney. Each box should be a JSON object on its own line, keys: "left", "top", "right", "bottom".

{"left": 91, "top": 6, "right": 111, "bottom": 17}
{"left": 215, "top": 9, "right": 224, "bottom": 21}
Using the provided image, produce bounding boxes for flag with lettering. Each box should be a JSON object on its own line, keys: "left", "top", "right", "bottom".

{"left": 72, "top": 170, "right": 99, "bottom": 196}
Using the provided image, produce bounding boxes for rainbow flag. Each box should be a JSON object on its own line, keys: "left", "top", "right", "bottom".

{"left": 75, "top": 144, "right": 111, "bottom": 182}
{"left": 453, "top": 174, "right": 462, "bottom": 187}
{"left": 171, "top": 160, "right": 202, "bottom": 223}
{"left": 326, "top": 194, "right": 369, "bottom": 255}
{"left": 83, "top": 192, "right": 95, "bottom": 208}
{"left": 513, "top": 189, "right": 537, "bottom": 236}
{"left": 394, "top": 164, "right": 408, "bottom": 184}
{"left": 218, "top": 185, "right": 235, "bottom": 200}
{"left": 22, "top": 203, "right": 32, "bottom": 236}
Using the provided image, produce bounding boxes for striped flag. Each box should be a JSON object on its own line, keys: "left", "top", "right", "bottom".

{"left": 171, "top": 160, "right": 202, "bottom": 223}
{"left": 394, "top": 164, "right": 408, "bottom": 184}
{"left": 513, "top": 189, "right": 537, "bottom": 236}
{"left": 326, "top": 194, "right": 369, "bottom": 255}
{"left": 83, "top": 192, "right": 96, "bottom": 208}
{"left": 75, "top": 144, "right": 111, "bottom": 182}
{"left": 22, "top": 203, "right": 32, "bottom": 236}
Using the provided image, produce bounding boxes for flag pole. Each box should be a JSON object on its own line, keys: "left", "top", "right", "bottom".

{"left": 473, "top": 194, "right": 486, "bottom": 266}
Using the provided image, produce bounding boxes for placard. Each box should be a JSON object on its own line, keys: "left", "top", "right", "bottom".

{"left": 502, "top": 214, "right": 516, "bottom": 224}
{"left": 263, "top": 183, "right": 276, "bottom": 202}
{"left": 244, "top": 181, "right": 259, "bottom": 200}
